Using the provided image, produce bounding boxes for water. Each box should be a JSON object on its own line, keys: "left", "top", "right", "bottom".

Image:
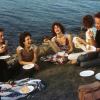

{"left": 0, "top": 0, "right": 100, "bottom": 53}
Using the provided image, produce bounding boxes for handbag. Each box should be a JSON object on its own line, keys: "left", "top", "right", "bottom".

{"left": 78, "top": 81, "right": 100, "bottom": 100}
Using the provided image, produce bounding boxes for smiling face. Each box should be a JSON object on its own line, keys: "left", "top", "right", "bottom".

{"left": 24, "top": 35, "right": 32, "bottom": 48}
{"left": 54, "top": 25, "right": 62, "bottom": 35}
{"left": 0, "top": 32, "right": 4, "bottom": 44}
{"left": 95, "top": 17, "right": 100, "bottom": 30}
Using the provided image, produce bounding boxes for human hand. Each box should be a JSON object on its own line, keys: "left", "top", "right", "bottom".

{"left": 96, "top": 48, "right": 100, "bottom": 52}
{"left": 0, "top": 45, "right": 7, "bottom": 53}
{"left": 75, "top": 37, "right": 82, "bottom": 44}
{"left": 88, "top": 30, "right": 94, "bottom": 38}
{"left": 86, "top": 45, "right": 91, "bottom": 50}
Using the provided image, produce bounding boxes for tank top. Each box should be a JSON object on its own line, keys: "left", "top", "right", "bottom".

{"left": 20, "top": 48, "right": 34, "bottom": 62}
{"left": 55, "top": 34, "right": 69, "bottom": 51}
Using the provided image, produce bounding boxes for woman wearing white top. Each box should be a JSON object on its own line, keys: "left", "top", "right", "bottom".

{"left": 69, "top": 15, "right": 97, "bottom": 64}
{"left": 73, "top": 15, "right": 96, "bottom": 51}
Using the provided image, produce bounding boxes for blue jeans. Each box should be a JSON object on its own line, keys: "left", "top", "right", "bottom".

{"left": 77, "top": 52, "right": 100, "bottom": 67}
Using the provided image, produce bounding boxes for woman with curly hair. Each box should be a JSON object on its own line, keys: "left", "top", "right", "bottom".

{"left": 16, "top": 32, "right": 39, "bottom": 78}
{"left": 51, "top": 22, "right": 73, "bottom": 54}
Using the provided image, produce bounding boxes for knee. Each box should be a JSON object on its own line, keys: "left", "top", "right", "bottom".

{"left": 80, "top": 62, "right": 91, "bottom": 68}
{"left": 77, "top": 55, "right": 85, "bottom": 62}
{"left": 80, "top": 62, "right": 86, "bottom": 67}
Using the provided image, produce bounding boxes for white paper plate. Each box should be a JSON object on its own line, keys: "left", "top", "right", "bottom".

{"left": 86, "top": 45, "right": 96, "bottom": 52}
{"left": 80, "top": 70, "right": 95, "bottom": 77}
{"left": 73, "top": 37, "right": 85, "bottom": 50}
{"left": 95, "top": 73, "right": 100, "bottom": 80}
{"left": 0, "top": 84, "right": 12, "bottom": 90}
{"left": 23, "top": 64, "right": 35, "bottom": 70}
{"left": 27, "top": 79, "right": 41, "bottom": 84}
{"left": 19, "top": 86, "right": 34, "bottom": 94}
{"left": 0, "top": 92, "right": 12, "bottom": 96}
{"left": 0, "top": 55, "right": 10, "bottom": 59}
{"left": 57, "top": 51, "right": 65, "bottom": 56}
{"left": 68, "top": 52, "right": 86, "bottom": 60}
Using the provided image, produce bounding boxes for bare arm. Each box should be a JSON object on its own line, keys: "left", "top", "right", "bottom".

{"left": 87, "top": 31, "right": 96, "bottom": 46}
{"left": 32, "top": 47, "right": 38, "bottom": 63}
{"left": 77, "top": 38, "right": 87, "bottom": 45}
{"left": 50, "top": 37, "right": 60, "bottom": 53}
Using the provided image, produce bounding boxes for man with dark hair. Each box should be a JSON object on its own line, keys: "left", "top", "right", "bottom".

{"left": 76, "top": 12, "right": 100, "bottom": 67}
{"left": 95, "top": 12, "right": 100, "bottom": 49}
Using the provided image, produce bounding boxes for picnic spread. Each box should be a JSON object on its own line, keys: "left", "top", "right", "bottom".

{"left": 0, "top": 78, "right": 46, "bottom": 100}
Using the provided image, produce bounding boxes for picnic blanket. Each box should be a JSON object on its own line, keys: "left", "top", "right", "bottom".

{"left": 40, "top": 51, "right": 90, "bottom": 62}
{"left": 40, "top": 51, "right": 68, "bottom": 64}
{"left": 0, "top": 78, "right": 46, "bottom": 100}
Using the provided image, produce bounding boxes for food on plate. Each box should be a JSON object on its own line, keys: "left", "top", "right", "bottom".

{"left": 20, "top": 86, "right": 30, "bottom": 94}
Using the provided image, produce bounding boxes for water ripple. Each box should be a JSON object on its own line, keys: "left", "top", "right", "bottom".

{"left": 0, "top": 0, "right": 100, "bottom": 52}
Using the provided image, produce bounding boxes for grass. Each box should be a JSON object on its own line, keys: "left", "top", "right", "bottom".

{"left": 28, "top": 61, "right": 100, "bottom": 100}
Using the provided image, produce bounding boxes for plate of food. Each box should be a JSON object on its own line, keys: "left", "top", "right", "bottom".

{"left": 19, "top": 85, "right": 34, "bottom": 94}
{"left": 0, "top": 91, "right": 12, "bottom": 96}
{"left": 23, "top": 64, "right": 35, "bottom": 70}
{"left": 95, "top": 73, "right": 100, "bottom": 80}
{"left": 0, "top": 84, "right": 12, "bottom": 90}
{"left": 79, "top": 70, "right": 95, "bottom": 77}
{"left": 0, "top": 55, "right": 10, "bottom": 60}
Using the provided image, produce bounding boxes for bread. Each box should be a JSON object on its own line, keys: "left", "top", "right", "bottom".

{"left": 20, "top": 86, "right": 30, "bottom": 93}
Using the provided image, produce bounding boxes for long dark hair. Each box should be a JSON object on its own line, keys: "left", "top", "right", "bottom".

{"left": 19, "top": 32, "right": 31, "bottom": 48}
{"left": 83, "top": 15, "right": 94, "bottom": 28}
{"left": 51, "top": 22, "right": 65, "bottom": 37}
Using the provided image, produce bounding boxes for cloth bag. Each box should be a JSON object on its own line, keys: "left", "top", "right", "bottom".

{"left": 78, "top": 81, "right": 100, "bottom": 100}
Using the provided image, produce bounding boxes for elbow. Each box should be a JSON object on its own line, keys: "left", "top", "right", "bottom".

{"left": 18, "top": 60, "right": 23, "bottom": 65}
{"left": 68, "top": 45, "right": 73, "bottom": 53}
{"left": 69, "top": 47, "right": 73, "bottom": 53}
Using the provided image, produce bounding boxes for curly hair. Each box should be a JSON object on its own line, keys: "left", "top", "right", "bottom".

{"left": 51, "top": 22, "right": 65, "bottom": 36}
{"left": 83, "top": 15, "right": 94, "bottom": 28}
{"left": 19, "top": 32, "right": 31, "bottom": 48}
